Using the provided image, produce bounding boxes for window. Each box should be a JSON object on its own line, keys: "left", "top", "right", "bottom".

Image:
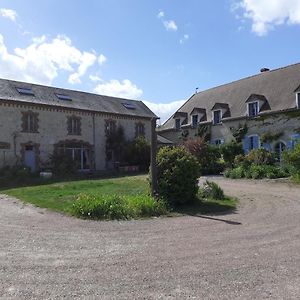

{"left": 175, "top": 118, "right": 181, "bottom": 130}
{"left": 56, "top": 93, "right": 72, "bottom": 101}
{"left": 16, "top": 87, "right": 34, "bottom": 96}
{"left": 249, "top": 136, "right": 257, "bottom": 150}
{"left": 122, "top": 103, "right": 136, "bottom": 110}
{"left": 192, "top": 115, "right": 198, "bottom": 127}
{"left": 297, "top": 93, "right": 300, "bottom": 109}
{"left": 105, "top": 119, "right": 116, "bottom": 135}
{"left": 21, "top": 111, "right": 39, "bottom": 133}
{"left": 67, "top": 116, "right": 81, "bottom": 135}
{"left": 56, "top": 142, "right": 91, "bottom": 170}
{"left": 135, "top": 122, "right": 145, "bottom": 138}
{"left": 214, "top": 139, "right": 224, "bottom": 146}
{"left": 248, "top": 102, "right": 259, "bottom": 117}
{"left": 213, "top": 110, "right": 222, "bottom": 125}
{"left": 274, "top": 142, "right": 286, "bottom": 162}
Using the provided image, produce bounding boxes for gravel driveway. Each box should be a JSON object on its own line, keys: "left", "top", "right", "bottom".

{"left": 1, "top": 177, "right": 300, "bottom": 299}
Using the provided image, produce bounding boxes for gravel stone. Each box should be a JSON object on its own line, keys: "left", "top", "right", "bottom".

{"left": 0, "top": 177, "right": 300, "bottom": 299}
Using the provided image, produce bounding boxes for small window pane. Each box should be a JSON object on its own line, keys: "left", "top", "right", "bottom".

{"left": 213, "top": 110, "right": 221, "bottom": 124}
{"left": 56, "top": 93, "right": 72, "bottom": 101}
{"left": 248, "top": 102, "right": 258, "bottom": 117}
{"left": 16, "top": 87, "right": 34, "bottom": 96}
{"left": 175, "top": 118, "right": 181, "bottom": 130}
{"left": 192, "top": 115, "right": 198, "bottom": 127}
{"left": 122, "top": 103, "right": 136, "bottom": 110}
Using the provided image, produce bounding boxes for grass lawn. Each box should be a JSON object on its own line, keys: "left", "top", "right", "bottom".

{"left": 1, "top": 175, "right": 237, "bottom": 219}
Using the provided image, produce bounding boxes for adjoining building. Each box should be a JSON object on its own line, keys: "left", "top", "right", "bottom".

{"left": 0, "top": 78, "right": 157, "bottom": 172}
{"left": 158, "top": 63, "right": 300, "bottom": 160}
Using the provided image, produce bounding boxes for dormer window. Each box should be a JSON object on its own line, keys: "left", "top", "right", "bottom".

{"left": 248, "top": 101, "right": 259, "bottom": 117}
{"left": 297, "top": 92, "right": 300, "bottom": 109}
{"left": 213, "top": 110, "right": 222, "bottom": 125}
{"left": 192, "top": 115, "right": 198, "bottom": 128}
{"left": 175, "top": 118, "right": 181, "bottom": 130}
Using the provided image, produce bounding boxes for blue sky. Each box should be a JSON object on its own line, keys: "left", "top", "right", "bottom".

{"left": 1, "top": 0, "right": 300, "bottom": 122}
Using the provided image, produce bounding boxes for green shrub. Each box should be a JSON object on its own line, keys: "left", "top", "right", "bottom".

{"left": 156, "top": 146, "right": 200, "bottom": 205}
{"left": 225, "top": 164, "right": 290, "bottom": 180}
{"left": 50, "top": 151, "right": 78, "bottom": 176}
{"left": 123, "top": 137, "right": 150, "bottom": 171}
{"left": 184, "top": 138, "right": 223, "bottom": 175}
{"left": 247, "top": 149, "right": 275, "bottom": 165}
{"left": 71, "top": 193, "right": 167, "bottom": 220}
{"left": 220, "top": 142, "right": 244, "bottom": 168}
{"left": 199, "top": 180, "right": 225, "bottom": 200}
{"left": 283, "top": 144, "right": 300, "bottom": 176}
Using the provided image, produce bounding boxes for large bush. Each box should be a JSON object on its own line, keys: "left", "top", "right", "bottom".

{"left": 220, "top": 142, "right": 244, "bottom": 168}
{"left": 283, "top": 143, "right": 300, "bottom": 177}
{"left": 156, "top": 146, "right": 200, "bottom": 205}
{"left": 246, "top": 149, "right": 275, "bottom": 165}
{"left": 50, "top": 151, "right": 78, "bottom": 176}
{"left": 71, "top": 193, "right": 167, "bottom": 220}
{"left": 184, "top": 138, "right": 223, "bottom": 175}
{"left": 123, "top": 137, "right": 150, "bottom": 171}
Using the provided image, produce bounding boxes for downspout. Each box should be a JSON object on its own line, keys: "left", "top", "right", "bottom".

{"left": 92, "top": 113, "right": 96, "bottom": 170}
{"left": 150, "top": 117, "right": 158, "bottom": 197}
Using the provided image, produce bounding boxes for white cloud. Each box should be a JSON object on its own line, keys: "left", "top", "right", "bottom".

{"left": 157, "top": 10, "right": 164, "bottom": 19}
{"left": 233, "top": 0, "right": 300, "bottom": 36}
{"left": 98, "top": 54, "right": 107, "bottom": 65}
{"left": 143, "top": 99, "right": 185, "bottom": 123}
{"left": 0, "top": 8, "right": 17, "bottom": 22}
{"left": 163, "top": 20, "right": 178, "bottom": 31}
{"left": 94, "top": 79, "right": 143, "bottom": 99}
{"left": 89, "top": 74, "right": 103, "bottom": 82}
{"left": 157, "top": 10, "right": 178, "bottom": 32}
{"left": 0, "top": 34, "right": 100, "bottom": 85}
{"left": 180, "top": 34, "right": 189, "bottom": 44}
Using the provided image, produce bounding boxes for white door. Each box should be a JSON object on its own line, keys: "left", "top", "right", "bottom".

{"left": 24, "top": 146, "right": 36, "bottom": 172}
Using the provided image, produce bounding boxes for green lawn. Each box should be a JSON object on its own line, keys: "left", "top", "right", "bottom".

{"left": 2, "top": 175, "right": 149, "bottom": 214}
{"left": 2, "top": 175, "right": 237, "bottom": 219}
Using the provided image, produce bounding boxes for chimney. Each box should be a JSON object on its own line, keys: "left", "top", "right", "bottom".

{"left": 260, "top": 67, "right": 270, "bottom": 73}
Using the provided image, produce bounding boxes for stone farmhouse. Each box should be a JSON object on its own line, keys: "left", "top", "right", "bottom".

{"left": 158, "top": 63, "right": 300, "bottom": 159}
{"left": 0, "top": 79, "right": 157, "bottom": 172}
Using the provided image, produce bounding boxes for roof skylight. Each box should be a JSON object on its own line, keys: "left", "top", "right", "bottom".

{"left": 55, "top": 93, "right": 72, "bottom": 101}
{"left": 122, "top": 103, "right": 136, "bottom": 110}
{"left": 16, "top": 87, "right": 34, "bottom": 96}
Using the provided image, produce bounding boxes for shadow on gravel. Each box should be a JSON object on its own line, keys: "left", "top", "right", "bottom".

{"left": 190, "top": 215, "right": 242, "bottom": 225}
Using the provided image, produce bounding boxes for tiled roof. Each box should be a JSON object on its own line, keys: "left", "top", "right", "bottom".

{"left": 0, "top": 78, "right": 157, "bottom": 119}
{"left": 159, "top": 63, "right": 300, "bottom": 131}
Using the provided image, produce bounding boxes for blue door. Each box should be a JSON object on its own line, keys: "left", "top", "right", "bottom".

{"left": 24, "top": 146, "right": 36, "bottom": 172}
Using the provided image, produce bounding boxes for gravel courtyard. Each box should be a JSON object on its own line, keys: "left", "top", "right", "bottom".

{"left": 0, "top": 177, "right": 300, "bottom": 299}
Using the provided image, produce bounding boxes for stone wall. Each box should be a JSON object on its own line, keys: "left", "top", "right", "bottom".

{"left": 0, "top": 101, "right": 151, "bottom": 170}
{"left": 158, "top": 110, "right": 300, "bottom": 151}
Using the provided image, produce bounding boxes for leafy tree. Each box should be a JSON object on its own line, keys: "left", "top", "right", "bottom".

{"left": 156, "top": 146, "right": 200, "bottom": 205}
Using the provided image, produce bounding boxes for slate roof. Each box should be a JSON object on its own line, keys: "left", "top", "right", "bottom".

{"left": 159, "top": 63, "right": 300, "bottom": 131}
{"left": 0, "top": 78, "right": 157, "bottom": 119}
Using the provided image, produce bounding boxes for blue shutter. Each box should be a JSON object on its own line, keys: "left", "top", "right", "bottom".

{"left": 262, "top": 142, "right": 271, "bottom": 152}
{"left": 253, "top": 136, "right": 259, "bottom": 149}
{"left": 287, "top": 141, "right": 294, "bottom": 150}
{"left": 243, "top": 137, "right": 249, "bottom": 154}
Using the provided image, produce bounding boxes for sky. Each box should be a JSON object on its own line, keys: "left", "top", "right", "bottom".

{"left": 1, "top": 0, "right": 300, "bottom": 123}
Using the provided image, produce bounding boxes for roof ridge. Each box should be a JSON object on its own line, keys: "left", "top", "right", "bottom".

{"left": 0, "top": 77, "right": 145, "bottom": 104}
{"left": 191, "top": 61, "right": 300, "bottom": 98}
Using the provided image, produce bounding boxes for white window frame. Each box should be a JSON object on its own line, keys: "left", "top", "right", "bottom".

{"left": 247, "top": 101, "right": 260, "bottom": 117}
{"left": 175, "top": 118, "right": 181, "bottom": 130}
{"left": 214, "top": 139, "right": 224, "bottom": 147}
{"left": 191, "top": 114, "right": 198, "bottom": 128}
{"left": 274, "top": 140, "right": 286, "bottom": 162}
{"left": 248, "top": 134, "right": 260, "bottom": 150}
{"left": 212, "top": 109, "right": 222, "bottom": 125}
{"left": 296, "top": 92, "right": 300, "bottom": 109}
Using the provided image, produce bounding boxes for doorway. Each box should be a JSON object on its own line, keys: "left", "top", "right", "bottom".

{"left": 24, "top": 145, "right": 36, "bottom": 171}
